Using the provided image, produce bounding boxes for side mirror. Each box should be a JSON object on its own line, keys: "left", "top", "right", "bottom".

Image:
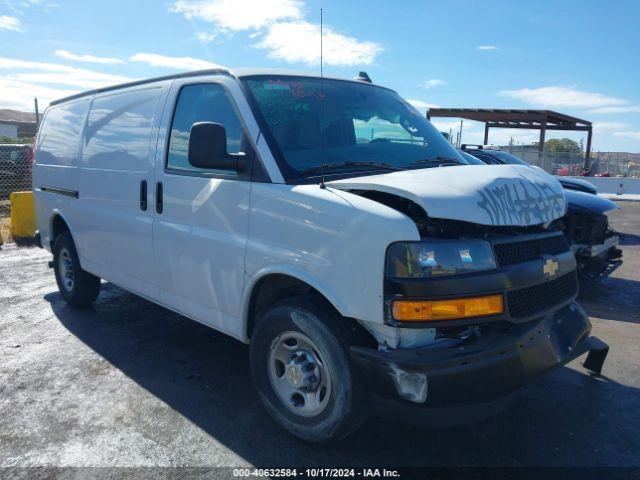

{"left": 188, "top": 122, "right": 246, "bottom": 172}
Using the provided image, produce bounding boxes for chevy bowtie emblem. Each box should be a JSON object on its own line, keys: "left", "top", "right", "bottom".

{"left": 542, "top": 257, "right": 559, "bottom": 278}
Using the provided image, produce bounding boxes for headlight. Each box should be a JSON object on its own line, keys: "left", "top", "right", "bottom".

{"left": 386, "top": 240, "right": 496, "bottom": 278}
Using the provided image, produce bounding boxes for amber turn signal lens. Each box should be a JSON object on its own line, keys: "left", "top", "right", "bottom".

{"left": 392, "top": 295, "right": 503, "bottom": 322}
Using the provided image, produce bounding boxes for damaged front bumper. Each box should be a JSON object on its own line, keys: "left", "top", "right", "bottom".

{"left": 573, "top": 235, "right": 623, "bottom": 279}
{"left": 350, "top": 301, "right": 608, "bottom": 426}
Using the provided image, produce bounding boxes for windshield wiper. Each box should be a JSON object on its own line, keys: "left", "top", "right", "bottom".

{"left": 409, "top": 156, "right": 465, "bottom": 167}
{"left": 298, "top": 161, "right": 400, "bottom": 177}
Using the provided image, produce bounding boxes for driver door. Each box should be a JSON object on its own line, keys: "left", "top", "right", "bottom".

{"left": 152, "top": 80, "right": 254, "bottom": 336}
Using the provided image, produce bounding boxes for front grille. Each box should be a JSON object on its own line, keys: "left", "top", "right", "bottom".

{"left": 507, "top": 272, "right": 578, "bottom": 320}
{"left": 493, "top": 234, "right": 569, "bottom": 267}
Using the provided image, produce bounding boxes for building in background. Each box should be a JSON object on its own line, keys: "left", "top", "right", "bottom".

{"left": 0, "top": 110, "right": 37, "bottom": 139}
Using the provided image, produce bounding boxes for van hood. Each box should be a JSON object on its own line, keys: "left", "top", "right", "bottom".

{"left": 327, "top": 165, "right": 567, "bottom": 227}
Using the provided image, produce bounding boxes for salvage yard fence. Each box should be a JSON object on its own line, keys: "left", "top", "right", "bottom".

{"left": 0, "top": 142, "right": 34, "bottom": 218}
{"left": 500, "top": 145, "right": 639, "bottom": 178}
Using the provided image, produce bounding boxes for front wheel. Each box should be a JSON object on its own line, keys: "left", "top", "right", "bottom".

{"left": 250, "top": 296, "right": 368, "bottom": 442}
{"left": 53, "top": 231, "right": 101, "bottom": 307}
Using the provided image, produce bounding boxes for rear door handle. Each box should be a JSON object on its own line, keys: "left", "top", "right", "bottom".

{"left": 140, "top": 180, "right": 147, "bottom": 211}
{"left": 155, "top": 181, "right": 163, "bottom": 214}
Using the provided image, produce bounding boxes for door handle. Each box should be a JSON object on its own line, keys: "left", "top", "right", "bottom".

{"left": 140, "top": 180, "right": 147, "bottom": 211}
{"left": 155, "top": 181, "right": 163, "bottom": 214}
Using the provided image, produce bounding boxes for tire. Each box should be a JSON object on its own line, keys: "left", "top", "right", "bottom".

{"left": 53, "top": 231, "right": 101, "bottom": 307}
{"left": 250, "top": 295, "right": 369, "bottom": 442}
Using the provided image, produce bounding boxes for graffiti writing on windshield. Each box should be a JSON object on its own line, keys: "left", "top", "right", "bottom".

{"left": 477, "top": 179, "right": 565, "bottom": 226}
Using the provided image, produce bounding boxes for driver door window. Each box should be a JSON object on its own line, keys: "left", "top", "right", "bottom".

{"left": 167, "top": 83, "right": 248, "bottom": 174}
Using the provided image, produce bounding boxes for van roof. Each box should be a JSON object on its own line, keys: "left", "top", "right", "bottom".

{"left": 49, "top": 68, "right": 230, "bottom": 106}
{"left": 49, "top": 68, "right": 391, "bottom": 106}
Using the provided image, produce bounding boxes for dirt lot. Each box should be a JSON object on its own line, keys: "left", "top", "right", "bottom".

{"left": 0, "top": 203, "right": 638, "bottom": 469}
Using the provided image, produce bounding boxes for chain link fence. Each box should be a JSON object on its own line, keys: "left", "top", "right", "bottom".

{"left": 500, "top": 146, "right": 584, "bottom": 175}
{"left": 591, "top": 152, "right": 640, "bottom": 178}
{"left": 0, "top": 142, "right": 34, "bottom": 218}
{"left": 498, "top": 145, "right": 639, "bottom": 178}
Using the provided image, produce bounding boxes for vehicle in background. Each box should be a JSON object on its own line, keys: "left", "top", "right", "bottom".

{"left": 461, "top": 145, "right": 622, "bottom": 279}
{"left": 461, "top": 144, "right": 598, "bottom": 194}
{"left": 558, "top": 191, "right": 623, "bottom": 279}
{"left": 557, "top": 177, "right": 598, "bottom": 194}
{"left": 0, "top": 144, "right": 33, "bottom": 199}
{"left": 33, "top": 70, "right": 608, "bottom": 442}
{"left": 457, "top": 149, "right": 487, "bottom": 165}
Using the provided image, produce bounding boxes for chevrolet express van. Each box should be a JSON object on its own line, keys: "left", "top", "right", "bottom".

{"left": 33, "top": 69, "right": 608, "bottom": 442}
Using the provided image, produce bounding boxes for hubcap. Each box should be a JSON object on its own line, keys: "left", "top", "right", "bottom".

{"left": 268, "top": 331, "right": 331, "bottom": 417}
{"left": 58, "top": 247, "right": 74, "bottom": 292}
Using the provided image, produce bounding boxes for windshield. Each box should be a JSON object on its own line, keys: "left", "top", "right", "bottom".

{"left": 243, "top": 76, "right": 464, "bottom": 182}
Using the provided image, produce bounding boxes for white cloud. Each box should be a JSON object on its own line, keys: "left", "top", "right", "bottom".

{"left": 55, "top": 49, "right": 124, "bottom": 65}
{"left": 0, "top": 15, "right": 21, "bottom": 31}
{"left": 3, "top": 0, "right": 57, "bottom": 16}
{"left": 255, "top": 21, "right": 382, "bottom": 66}
{"left": 593, "top": 122, "right": 629, "bottom": 133}
{"left": 0, "top": 78, "right": 77, "bottom": 110}
{"left": 5, "top": 72, "right": 131, "bottom": 89}
{"left": 195, "top": 31, "right": 219, "bottom": 43}
{"left": 421, "top": 79, "right": 444, "bottom": 89}
{"left": 613, "top": 131, "right": 640, "bottom": 139}
{"left": 498, "top": 86, "right": 629, "bottom": 110}
{"left": 130, "top": 53, "right": 224, "bottom": 70}
{"left": 172, "top": 0, "right": 382, "bottom": 67}
{"left": 171, "top": 0, "right": 302, "bottom": 31}
{"left": 19, "top": 0, "right": 57, "bottom": 7}
{"left": 587, "top": 105, "right": 640, "bottom": 114}
{"left": 0, "top": 57, "right": 134, "bottom": 89}
{"left": 477, "top": 45, "right": 499, "bottom": 50}
{"left": 407, "top": 99, "right": 440, "bottom": 113}
{"left": 430, "top": 120, "right": 466, "bottom": 131}
{"left": 0, "top": 56, "right": 136, "bottom": 109}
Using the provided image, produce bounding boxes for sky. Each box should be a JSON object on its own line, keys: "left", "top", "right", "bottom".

{"left": 0, "top": 0, "right": 638, "bottom": 152}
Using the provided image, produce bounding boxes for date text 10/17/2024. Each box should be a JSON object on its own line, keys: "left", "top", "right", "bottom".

{"left": 232, "top": 469, "right": 401, "bottom": 478}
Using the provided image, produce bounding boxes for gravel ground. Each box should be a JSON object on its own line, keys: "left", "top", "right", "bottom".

{"left": 0, "top": 203, "right": 638, "bottom": 469}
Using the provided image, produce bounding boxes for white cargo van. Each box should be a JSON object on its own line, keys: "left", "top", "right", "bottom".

{"left": 33, "top": 69, "right": 608, "bottom": 442}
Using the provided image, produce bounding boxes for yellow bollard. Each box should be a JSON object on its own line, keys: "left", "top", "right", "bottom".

{"left": 10, "top": 191, "right": 36, "bottom": 239}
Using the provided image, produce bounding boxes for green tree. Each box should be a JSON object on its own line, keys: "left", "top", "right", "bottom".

{"left": 545, "top": 138, "right": 581, "bottom": 153}
{"left": 0, "top": 136, "right": 34, "bottom": 144}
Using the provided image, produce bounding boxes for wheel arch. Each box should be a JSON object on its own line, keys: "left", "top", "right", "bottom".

{"left": 50, "top": 212, "right": 71, "bottom": 246}
{"left": 48, "top": 211, "right": 83, "bottom": 264}
{"left": 241, "top": 267, "right": 354, "bottom": 343}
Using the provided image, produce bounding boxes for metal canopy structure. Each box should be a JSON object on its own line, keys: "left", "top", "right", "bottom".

{"left": 426, "top": 108, "right": 593, "bottom": 165}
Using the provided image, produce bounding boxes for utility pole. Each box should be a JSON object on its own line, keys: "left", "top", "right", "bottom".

{"left": 458, "top": 120, "right": 464, "bottom": 148}
{"left": 34, "top": 97, "right": 40, "bottom": 127}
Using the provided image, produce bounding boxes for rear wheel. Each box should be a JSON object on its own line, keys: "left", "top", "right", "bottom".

{"left": 250, "top": 296, "right": 368, "bottom": 442}
{"left": 53, "top": 232, "right": 101, "bottom": 307}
